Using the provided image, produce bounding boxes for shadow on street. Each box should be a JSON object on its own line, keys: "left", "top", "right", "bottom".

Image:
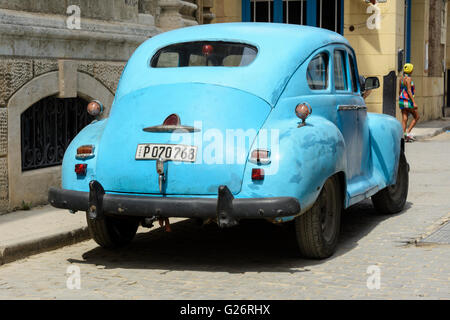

{"left": 69, "top": 199, "right": 411, "bottom": 274}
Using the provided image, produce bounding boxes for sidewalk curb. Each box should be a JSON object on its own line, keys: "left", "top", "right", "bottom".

{"left": 0, "top": 227, "right": 90, "bottom": 266}
{"left": 415, "top": 124, "right": 450, "bottom": 141}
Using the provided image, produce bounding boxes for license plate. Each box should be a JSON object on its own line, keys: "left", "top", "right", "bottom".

{"left": 135, "top": 144, "right": 197, "bottom": 162}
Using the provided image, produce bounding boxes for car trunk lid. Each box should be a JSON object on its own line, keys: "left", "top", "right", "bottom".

{"left": 95, "top": 83, "right": 271, "bottom": 195}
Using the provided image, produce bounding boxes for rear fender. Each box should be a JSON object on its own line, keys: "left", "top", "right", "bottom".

{"left": 367, "top": 113, "right": 403, "bottom": 188}
{"left": 240, "top": 112, "right": 347, "bottom": 217}
{"left": 62, "top": 119, "right": 108, "bottom": 192}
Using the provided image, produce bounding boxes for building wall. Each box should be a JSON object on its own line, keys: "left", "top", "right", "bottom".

{"left": 345, "top": 0, "right": 446, "bottom": 122}
{"left": 212, "top": 0, "right": 405, "bottom": 116}
{"left": 212, "top": 0, "right": 241, "bottom": 22}
{"left": 0, "top": 0, "right": 148, "bottom": 22}
{"left": 410, "top": 0, "right": 446, "bottom": 121}
{"left": 344, "top": 1, "right": 405, "bottom": 118}
{"left": 0, "top": 0, "right": 214, "bottom": 213}
{"left": 445, "top": 1, "right": 450, "bottom": 108}
{"left": 447, "top": 1, "right": 450, "bottom": 69}
{"left": 211, "top": 0, "right": 447, "bottom": 122}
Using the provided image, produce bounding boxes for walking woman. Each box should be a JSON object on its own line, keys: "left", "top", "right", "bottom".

{"left": 399, "top": 63, "right": 420, "bottom": 142}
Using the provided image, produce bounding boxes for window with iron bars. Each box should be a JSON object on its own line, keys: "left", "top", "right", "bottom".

{"left": 21, "top": 96, "right": 94, "bottom": 171}
{"left": 246, "top": 0, "right": 343, "bottom": 34}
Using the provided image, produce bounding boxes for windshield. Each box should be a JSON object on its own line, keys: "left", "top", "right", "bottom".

{"left": 150, "top": 41, "right": 258, "bottom": 68}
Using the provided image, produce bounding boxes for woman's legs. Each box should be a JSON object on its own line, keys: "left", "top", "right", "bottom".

{"left": 407, "top": 109, "right": 420, "bottom": 133}
{"left": 401, "top": 109, "right": 409, "bottom": 133}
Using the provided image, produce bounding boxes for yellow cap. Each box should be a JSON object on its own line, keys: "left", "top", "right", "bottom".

{"left": 403, "top": 63, "right": 414, "bottom": 74}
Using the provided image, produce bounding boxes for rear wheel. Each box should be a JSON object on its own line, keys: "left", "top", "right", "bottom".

{"left": 295, "top": 176, "right": 342, "bottom": 259}
{"left": 86, "top": 214, "right": 139, "bottom": 248}
{"left": 371, "top": 151, "right": 409, "bottom": 214}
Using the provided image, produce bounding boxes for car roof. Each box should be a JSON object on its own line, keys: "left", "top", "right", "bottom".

{"left": 115, "top": 23, "right": 349, "bottom": 106}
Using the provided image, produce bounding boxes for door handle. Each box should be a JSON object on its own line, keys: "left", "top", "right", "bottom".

{"left": 338, "top": 105, "right": 367, "bottom": 111}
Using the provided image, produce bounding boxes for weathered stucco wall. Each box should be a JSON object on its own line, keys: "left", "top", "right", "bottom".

{"left": 212, "top": 0, "right": 241, "bottom": 23}
{"left": 344, "top": 0, "right": 446, "bottom": 122}
{"left": 344, "top": 0, "right": 404, "bottom": 117}
{"left": 213, "top": 0, "right": 447, "bottom": 122}
{"left": 410, "top": 0, "right": 446, "bottom": 121}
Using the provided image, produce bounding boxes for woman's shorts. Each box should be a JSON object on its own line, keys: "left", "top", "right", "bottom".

{"left": 399, "top": 99, "right": 414, "bottom": 110}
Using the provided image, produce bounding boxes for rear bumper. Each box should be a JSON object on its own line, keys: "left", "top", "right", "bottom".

{"left": 48, "top": 180, "right": 300, "bottom": 227}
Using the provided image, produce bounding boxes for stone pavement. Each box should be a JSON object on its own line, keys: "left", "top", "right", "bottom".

{"left": 0, "top": 118, "right": 448, "bottom": 267}
{"left": 412, "top": 118, "right": 450, "bottom": 141}
{"left": 0, "top": 132, "right": 448, "bottom": 300}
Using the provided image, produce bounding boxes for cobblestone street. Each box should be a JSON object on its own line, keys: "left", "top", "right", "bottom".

{"left": 0, "top": 133, "right": 449, "bottom": 300}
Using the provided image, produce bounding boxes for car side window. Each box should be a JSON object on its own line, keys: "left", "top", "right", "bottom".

{"left": 334, "top": 50, "right": 348, "bottom": 91}
{"left": 307, "top": 53, "right": 329, "bottom": 90}
{"left": 348, "top": 52, "right": 359, "bottom": 93}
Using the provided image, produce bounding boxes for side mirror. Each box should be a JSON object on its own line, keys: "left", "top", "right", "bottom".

{"left": 364, "top": 77, "right": 380, "bottom": 91}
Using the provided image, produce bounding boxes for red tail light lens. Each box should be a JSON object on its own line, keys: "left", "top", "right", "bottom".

{"left": 163, "top": 114, "right": 180, "bottom": 126}
{"left": 251, "top": 168, "right": 265, "bottom": 181}
{"left": 76, "top": 145, "right": 94, "bottom": 159}
{"left": 250, "top": 149, "right": 271, "bottom": 165}
{"left": 75, "top": 164, "right": 87, "bottom": 175}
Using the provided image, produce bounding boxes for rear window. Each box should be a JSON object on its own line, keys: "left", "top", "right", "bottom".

{"left": 150, "top": 41, "right": 258, "bottom": 68}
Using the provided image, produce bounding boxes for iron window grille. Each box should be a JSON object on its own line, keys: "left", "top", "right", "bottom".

{"left": 21, "top": 96, "right": 93, "bottom": 171}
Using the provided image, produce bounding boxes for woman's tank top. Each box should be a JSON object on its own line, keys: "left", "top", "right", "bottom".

{"left": 400, "top": 75, "right": 415, "bottom": 101}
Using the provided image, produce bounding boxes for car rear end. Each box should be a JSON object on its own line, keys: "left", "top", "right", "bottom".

{"left": 49, "top": 38, "right": 301, "bottom": 230}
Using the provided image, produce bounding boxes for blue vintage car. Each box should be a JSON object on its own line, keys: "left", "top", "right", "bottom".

{"left": 49, "top": 23, "right": 409, "bottom": 259}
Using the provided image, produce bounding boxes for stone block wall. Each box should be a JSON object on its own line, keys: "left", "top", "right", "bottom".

{"left": 0, "top": 57, "right": 126, "bottom": 118}
{"left": 0, "top": 1, "right": 215, "bottom": 213}
{"left": 0, "top": 57, "right": 126, "bottom": 212}
{"left": 0, "top": 110, "right": 7, "bottom": 211}
{"left": 0, "top": 59, "right": 34, "bottom": 108}
{"left": 0, "top": 59, "right": 34, "bottom": 212}
{"left": 0, "top": 0, "right": 141, "bottom": 23}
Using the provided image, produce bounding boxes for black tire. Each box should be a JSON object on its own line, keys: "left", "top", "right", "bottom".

{"left": 86, "top": 213, "right": 139, "bottom": 248}
{"left": 295, "top": 176, "right": 342, "bottom": 259}
{"left": 371, "top": 151, "right": 409, "bottom": 215}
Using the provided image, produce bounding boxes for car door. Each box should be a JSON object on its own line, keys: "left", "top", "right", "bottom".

{"left": 347, "top": 50, "right": 371, "bottom": 178}
{"left": 333, "top": 47, "right": 368, "bottom": 181}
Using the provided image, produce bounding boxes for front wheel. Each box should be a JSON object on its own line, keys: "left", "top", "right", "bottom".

{"left": 294, "top": 176, "right": 342, "bottom": 259}
{"left": 86, "top": 214, "right": 139, "bottom": 248}
{"left": 371, "top": 150, "right": 409, "bottom": 215}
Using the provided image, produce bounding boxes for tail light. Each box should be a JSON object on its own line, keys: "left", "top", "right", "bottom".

{"left": 163, "top": 114, "right": 180, "bottom": 126}
{"left": 87, "top": 100, "right": 103, "bottom": 117}
{"left": 295, "top": 102, "right": 312, "bottom": 127}
{"left": 251, "top": 168, "right": 265, "bottom": 181}
{"left": 75, "top": 164, "right": 87, "bottom": 175}
{"left": 250, "top": 149, "right": 271, "bottom": 165}
{"left": 76, "top": 145, "right": 95, "bottom": 160}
